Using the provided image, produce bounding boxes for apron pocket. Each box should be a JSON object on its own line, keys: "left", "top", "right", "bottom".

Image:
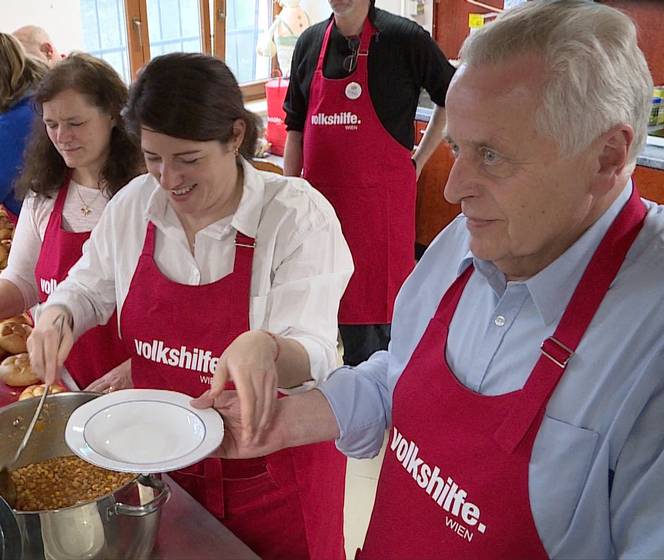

{"left": 530, "top": 415, "right": 599, "bottom": 550}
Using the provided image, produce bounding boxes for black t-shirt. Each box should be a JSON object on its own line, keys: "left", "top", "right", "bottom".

{"left": 284, "top": 7, "right": 456, "bottom": 149}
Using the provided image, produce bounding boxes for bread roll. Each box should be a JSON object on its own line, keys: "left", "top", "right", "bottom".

{"left": 0, "top": 322, "right": 32, "bottom": 354}
{"left": 0, "top": 240, "right": 9, "bottom": 270}
{"left": 4, "top": 313, "right": 32, "bottom": 327}
{"left": 0, "top": 211, "right": 14, "bottom": 241}
{"left": 0, "top": 353, "right": 40, "bottom": 387}
{"left": 18, "top": 383, "right": 66, "bottom": 400}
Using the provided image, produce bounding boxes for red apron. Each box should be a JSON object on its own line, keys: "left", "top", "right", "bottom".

{"left": 302, "top": 18, "right": 416, "bottom": 324}
{"left": 358, "top": 187, "right": 646, "bottom": 559}
{"left": 34, "top": 181, "right": 129, "bottom": 389}
{"left": 120, "top": 221, "right": 346, "bottom": 560}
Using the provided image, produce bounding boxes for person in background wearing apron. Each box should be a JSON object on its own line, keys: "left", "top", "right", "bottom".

{"left": 29, "top": 53, "right": 353, "bottom": 560}
{"left": 283, "top": 0, "right": 456, "bottom": 366}
{"left": 0, "top": 53, "right": 141, "bottom": 390}
{"left": 211, "top": 2, "right": 664, "bottom": 559}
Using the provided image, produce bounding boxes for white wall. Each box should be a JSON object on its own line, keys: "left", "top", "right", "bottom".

{"left": 300, "top": 0, "right": 331, "bottom": 23}
{"left": 0, "top": 0, "right": 83, "bottom": 53}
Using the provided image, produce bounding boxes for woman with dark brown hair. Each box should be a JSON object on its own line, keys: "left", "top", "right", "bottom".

{"left": 0, "top": 52, "right": 143, "bottom": 390}
{"left": 29, "top": 52, "right": 353, "bottom": 559}
{"left": 0, "top": 32, "right": 47, "bottom": 219}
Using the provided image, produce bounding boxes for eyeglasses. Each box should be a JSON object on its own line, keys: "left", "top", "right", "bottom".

{"left": 343, "top": 38, "right": 360, "bottom": 73}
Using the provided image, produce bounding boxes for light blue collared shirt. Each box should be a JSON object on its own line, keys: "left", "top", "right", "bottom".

{"left": 320, "top": 182, "right": 664, "bottom": 559}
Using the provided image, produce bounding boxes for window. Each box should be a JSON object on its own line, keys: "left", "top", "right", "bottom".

{"left": 79, "top": 0, "right": 131, "bottom": 83}
{"left": 225, "top": 1, "right": 271, "bottom": 84}
{"left": 79, "top": 0, "right": 274, "bottom": 98}
{"left": 146, "top": 0, "right": 204, "bottom": 57}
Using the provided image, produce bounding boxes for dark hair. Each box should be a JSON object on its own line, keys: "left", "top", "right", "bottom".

{"left": 14, "top": 52, "right": 143, "bottom": 199}
{"left": 124, "top": 53, "right": 258, "bottom": 158}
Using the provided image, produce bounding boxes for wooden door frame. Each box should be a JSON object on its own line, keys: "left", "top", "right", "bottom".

{"left": 124, "top": 0, "right": 151, "bottom": 79}
{"left": 213, "top": 0, "right": 226, "bottom": 57}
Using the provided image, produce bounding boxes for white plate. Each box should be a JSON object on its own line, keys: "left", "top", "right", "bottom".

{"left": 65, "top": 389, "right": 224, "bottom": 473}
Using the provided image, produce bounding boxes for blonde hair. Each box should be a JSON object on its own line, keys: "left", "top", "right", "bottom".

{"left": 0, "top": 33, "right": 47, "bottom": 112}
{"left": 459, "top": 0, "right": 652, "bottom": 164}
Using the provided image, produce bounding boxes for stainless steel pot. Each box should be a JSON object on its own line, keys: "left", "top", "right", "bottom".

{"left": 0, "top": 392, "right": 170, "bottom": 560}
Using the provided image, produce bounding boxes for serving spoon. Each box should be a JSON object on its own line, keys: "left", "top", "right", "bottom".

{"left": 0, "top": 313, "right": 65, "bottom": 508}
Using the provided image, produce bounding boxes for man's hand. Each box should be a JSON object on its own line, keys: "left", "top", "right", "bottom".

{"left": 193, "top": 388, "right": 341, "bottom": 460}
{"left": 193, "top": 390, "right": 286, "bottom": 458}
{"left": 85, "top": 358, "right": 133, "bottom": 393}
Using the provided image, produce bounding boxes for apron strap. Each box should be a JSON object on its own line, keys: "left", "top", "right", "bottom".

{"left": 433, "top": 263, "right": 474, "bottom": 325}
{"left": 141, "top": 221, "right": 157, "bottom": 257}
{"left": 233, "top": 231, "right": 255, "bottom": 310}
{"left": 314, "top": 16, "right": 376, "bottom": 75}
{"left": 52, "top": 176, "right": 72, "bottom": 215}
{"left": 494, "top": 186, "right": 647, "bottom": 452}
{"left": 315, "top": 20, "right": 335, "bottom": 74}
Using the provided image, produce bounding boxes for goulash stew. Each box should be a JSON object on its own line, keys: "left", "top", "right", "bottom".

{"left": 11, "top": 455, "right": 135, "bottom": 511}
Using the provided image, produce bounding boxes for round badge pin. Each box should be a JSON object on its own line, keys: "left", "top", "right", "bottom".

{"left": 345, "top": 82, "right": 362, "bottom": 100}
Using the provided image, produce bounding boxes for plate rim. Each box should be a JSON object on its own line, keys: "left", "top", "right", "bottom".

{"left": 65, "top": 389, "right": 224, "bottom": 473}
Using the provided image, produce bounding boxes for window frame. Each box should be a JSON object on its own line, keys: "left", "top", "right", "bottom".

{"left": 123, "top": 0, "right": 277, "bottom": 98}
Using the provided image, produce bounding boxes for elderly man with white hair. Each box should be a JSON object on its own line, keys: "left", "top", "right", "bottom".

{"left": 198, "top": 1, "right": 664, "bottom": 558}
{"left": 12, "top": 25, "right": 60, "bottom": 67}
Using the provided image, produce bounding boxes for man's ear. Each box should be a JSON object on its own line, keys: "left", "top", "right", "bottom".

{"left": 40, "top": 42, "right": 55, "bottom": 61}
{"left": 592, "top": 124, "right": 634, "bottom": 192}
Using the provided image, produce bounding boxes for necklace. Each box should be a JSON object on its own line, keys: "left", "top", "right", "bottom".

{"left": 75, "top": 184, "right": 103, "bottom": 216}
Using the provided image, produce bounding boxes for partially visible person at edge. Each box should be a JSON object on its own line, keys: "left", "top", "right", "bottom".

{"left": 12, "top": 25, "right": 61, "bottom": 68}
{"left": 283, "top": 0, "right": 456, "bottom": 366}
{"left": 28, "top": 53, "right": 353, "bottom": 559}
{"left": 0, "top": 33, "right": 47, "bottom": 220}
{"left": 0, "top": 53, "right": 142, "bottom": 390}
{"left": 205, "top": 2, "right": 664, "bottom": 559}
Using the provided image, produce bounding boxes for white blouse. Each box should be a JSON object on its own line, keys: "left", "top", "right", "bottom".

{"left": 45, "top": 159, "right": 354, "bottom": 385}
{"left": 1, "top": 180, "right": 109, "bottom": 308}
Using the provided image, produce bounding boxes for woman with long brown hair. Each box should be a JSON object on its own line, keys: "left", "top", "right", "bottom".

{"left": 0, "top": 53, "right": 143, "bottom": 389}
{"left": 0, "top": 32, "right": 47, "bottom": 219}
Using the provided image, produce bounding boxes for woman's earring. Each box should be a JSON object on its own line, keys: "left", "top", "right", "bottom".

{"left": 234, "top": 145, "right": 240, "bottom": 156}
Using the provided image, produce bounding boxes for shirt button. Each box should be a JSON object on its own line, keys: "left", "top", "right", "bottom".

{"left": 494, "top": 315, "right": 506, "bottom": 327}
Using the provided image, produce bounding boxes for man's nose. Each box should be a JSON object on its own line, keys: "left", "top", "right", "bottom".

{"left": 443, "top": 157, "right": 475, "bottom": 205}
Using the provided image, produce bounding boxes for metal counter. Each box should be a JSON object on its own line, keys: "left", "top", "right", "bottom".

{"left": 152, "top": 475, "right": 259, "bottom": 560}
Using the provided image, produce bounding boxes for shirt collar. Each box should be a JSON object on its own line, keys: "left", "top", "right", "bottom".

{"left": 458, "top": 180, "right": 633, "bottom": 325}
{"left": 144, "top": 157, "right": 265, "bottom": 240}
